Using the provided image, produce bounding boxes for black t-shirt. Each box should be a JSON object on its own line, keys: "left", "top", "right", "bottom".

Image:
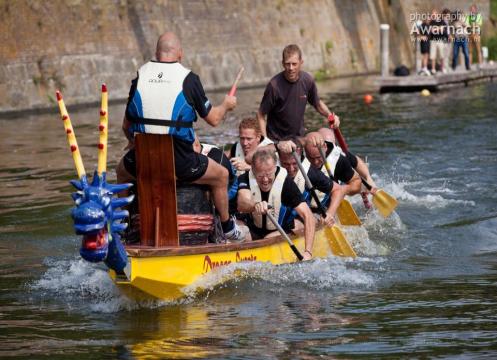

{"left": 324, "top": 141, "right": 355, "bottom": 183}
{"left": 345, "top": 150, "right": 358, "bottom": 168}
{"left": 259, "top": 71, "right": 320, "bottom": 141}
{"left": 307, "top": 166, "right": 333, "bottom": 193}
{"left": 126, "top": 62, "right": 212, "bottom": 120}
{"left": 238, "top": 167, "right": 304, "bottom": 209}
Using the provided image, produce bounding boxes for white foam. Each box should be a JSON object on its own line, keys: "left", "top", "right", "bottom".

{"left": 340, "top": 225, "right": 390, "bottom": 256}
{"left": 386, "top": 181, "right": 475, "bottom": 208}
{"left": 31, "top": 258, "right": 173, "bottom": 313}
{"left": 183, "top": 256, "right": 379, "bottom": 297}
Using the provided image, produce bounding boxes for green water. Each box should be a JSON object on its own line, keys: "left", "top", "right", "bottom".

{"left": 1, "top": 80, "right": 497, "bottom": 359}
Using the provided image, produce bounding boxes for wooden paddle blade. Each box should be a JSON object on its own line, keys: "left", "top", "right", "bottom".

{"left": 324, "top": 226, "right": 357, "bottom": 258}
{"left": 372, "top": 189, "right": 398, "bottom": 218}
{"left": 337, "top": 199, "right": 362, "bottom": 226}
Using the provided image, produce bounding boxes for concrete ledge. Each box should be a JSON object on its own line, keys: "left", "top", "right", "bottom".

{"left": 377, "top": 64, "right": 497, "bottom": 93}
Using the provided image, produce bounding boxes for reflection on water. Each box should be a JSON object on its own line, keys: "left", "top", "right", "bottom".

{"left": 1, "top": 79, "right": 497, "bottom": 358}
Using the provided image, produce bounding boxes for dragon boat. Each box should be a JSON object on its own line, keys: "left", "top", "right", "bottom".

{"left": 56, "top": 85, "right": 354, "bottom": 301}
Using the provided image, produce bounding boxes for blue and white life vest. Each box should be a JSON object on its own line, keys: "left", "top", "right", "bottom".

{"left": 126, "top": 61, "right": 196, "bottom": 143}
{"left": 248, "top": 167, "right": 290, "bottom": 230}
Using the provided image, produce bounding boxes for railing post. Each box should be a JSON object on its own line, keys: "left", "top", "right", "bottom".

{"left": 380, "top": 24, "right": 390, "bottom": 77}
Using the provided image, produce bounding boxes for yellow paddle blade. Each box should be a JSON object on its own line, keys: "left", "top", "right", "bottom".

{"left": 337, "top": 199, "right": 362, "bottom": 226}
{"left": 373, "top": 189, "right": 398, "bottom": 218}
{"left": 324, "top": 226, "right": 357, "bottom": 258}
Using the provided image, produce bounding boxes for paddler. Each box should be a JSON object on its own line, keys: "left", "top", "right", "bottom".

{"left": 303, "top": 132, "right": 362, "bottom": 196}
{"left": 237, "top": 148, "right": 315, "bottom": 260}
{"left": 317, "top": 127, "right": 378, "bottom": 193}
{"left": 118, "top": 31, "right": 247, "bottom": 242}
{"left": 228, "top": 117, "right": 275, "bottom": 175}
{"left": 256, "top": 44, "right": 341, "bottom": 154}
{"left": 278, "top": 139, "right": 344, "bottom": 229}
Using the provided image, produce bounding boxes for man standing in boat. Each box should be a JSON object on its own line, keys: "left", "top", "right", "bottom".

{"left": 256, "top": 44, "right": 341, "bottom": 154}
{"left": 278, "top": 140, "right": 344, "bottom": 229}
{"left": 228, "top": 117, "right": 275, "bottom": 175}
{"left": 304, "top": 132, "right": 362, "bottom": 196}
{"left": 237, "top": 148, "right": 316, "bottom": 260}
{"left": 120, "top": 32, "right": 247, "bottom": 242}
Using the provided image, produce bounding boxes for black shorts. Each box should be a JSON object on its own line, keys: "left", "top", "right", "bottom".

{"left": 173, "top": 138, "right": 209, "bottom": 182}
{"left": 420, "top": 40, "right": 430, "bottom": 54}
{"left": 122, "top": 137, "right": 209, "bottom": 183}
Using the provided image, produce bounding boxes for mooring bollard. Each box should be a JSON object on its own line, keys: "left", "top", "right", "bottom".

{"left": 380, "top": 24, "right": 390, "bottom": 77}
{"left": 482, "top": 46, "right": 488, "bottom": 64}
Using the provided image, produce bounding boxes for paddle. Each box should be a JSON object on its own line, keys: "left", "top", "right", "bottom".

{"left": 315, "top": 147, "right": 362, "bottom": 226}
{"left": 266, "top": 209, "right": 303, "bottom": 261}
{"left": 228, "top": 66, "right": 245, "bottom": 96}
{"left": 328, "top": 115, "right": 398, "bottom": 218}
{"left": 292, "top": 152, "right": 357, "bottom": 258}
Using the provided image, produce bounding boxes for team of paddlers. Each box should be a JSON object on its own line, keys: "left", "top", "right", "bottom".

{"left": 116, "top": 32, "right": 379, "bottom": 261}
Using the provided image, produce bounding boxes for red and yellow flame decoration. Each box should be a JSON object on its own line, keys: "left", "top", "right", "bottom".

{"left": 56, "top": 90, "right": 86, "bottom": 179}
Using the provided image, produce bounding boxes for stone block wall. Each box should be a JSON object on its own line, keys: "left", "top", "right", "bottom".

{"left": 0, "top": 0, "right": 490, "bottom": 114}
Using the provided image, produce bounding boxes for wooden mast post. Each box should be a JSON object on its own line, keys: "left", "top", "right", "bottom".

{"left": 135, "top": 133, "right": 179, "bottom": 247}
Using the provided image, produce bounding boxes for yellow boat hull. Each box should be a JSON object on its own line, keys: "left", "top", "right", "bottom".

{"left": 110, "top": 227, "right": 340, "bottom": 301}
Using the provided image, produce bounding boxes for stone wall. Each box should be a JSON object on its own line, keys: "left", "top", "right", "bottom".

{"left": 0, "top": 0, "right": 490, "bottom": 114}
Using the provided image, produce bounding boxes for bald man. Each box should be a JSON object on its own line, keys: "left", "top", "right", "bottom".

{"left": 304, "top": 132, "right": 361, "bottom": 196}
{"left": 119, "top": 32, "right": 247, "bottom": 242}
{"left": 317, "top": 128, "right": 377, "bottom": 191}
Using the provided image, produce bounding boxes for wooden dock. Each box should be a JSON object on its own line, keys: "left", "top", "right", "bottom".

{"left": 377, "top": 64, "right": 497, "bottom": 93}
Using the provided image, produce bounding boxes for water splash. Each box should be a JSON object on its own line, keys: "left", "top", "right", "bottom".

{"left": 183, "top": 256, "right": 382, "bottom": 299}
{"left": 30, "top": 257, "right": 181, "bottom": 313}
{"left": 31, "top": 254, "right": 382, "bottom": 312}
{"left": 385, "top": 181, "right": 475, "bottom": 208}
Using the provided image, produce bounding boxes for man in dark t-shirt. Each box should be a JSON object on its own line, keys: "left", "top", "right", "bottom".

{"left": 236, "top": 148, "right": 315, "bottom": 260}
{"left": 278, "top": 145, "right": 344, "bottom": 229}
{"left": 303, "top": 132, "right": 361, "bottom": 196}
{"left": 257, "top": 44, "right": 341, "bottom": 154}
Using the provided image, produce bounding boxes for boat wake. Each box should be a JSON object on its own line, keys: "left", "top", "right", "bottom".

{"left": 183, "top": 255, "right": 384, "bottom": 299}
{"left": 31, "top": 254, "right": 386, "bottom": 312}
{"left": 383, "top": 179, "right": 475, "bottom": 208}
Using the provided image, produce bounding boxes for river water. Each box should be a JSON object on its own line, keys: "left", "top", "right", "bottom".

{"left": 1, "top": 79, "right": 496, "bottom": 359}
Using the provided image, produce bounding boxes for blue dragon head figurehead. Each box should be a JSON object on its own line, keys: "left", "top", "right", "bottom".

{"left": 70, "top": 171, "right": 134, "bottom": 273}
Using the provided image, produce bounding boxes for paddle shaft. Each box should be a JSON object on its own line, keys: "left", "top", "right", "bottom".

{"left": 318, "top": 146, "right": 334, "bottom": 180}
{"left": 328, "top": 114, "right": 349, "bottom": 152}
{"left": 228, "top": 66, "right": 244, "bottom": 96}
{"left": 291, "top": 152, "right": 327, "bottom": 218}
{"left": 266, "top": 211, "right": 303, "bottom": 261}
{"left": 328, "top": 117, "right": 376, "bottom": 191}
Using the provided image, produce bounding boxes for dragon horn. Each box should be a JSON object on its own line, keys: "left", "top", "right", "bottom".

{"left": 56, "top": 90, "right": 86, "bottom": 179}
{"left": 97, "top": 84, "right": 108, "bottom": 176}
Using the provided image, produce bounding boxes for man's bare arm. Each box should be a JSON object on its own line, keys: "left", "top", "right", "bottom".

{"left": 256, "top": 109, "right": 267, "bottom": 137}
{"left": 316, "top": 100, "right": 340, "bottom": 128}
{"left": 294, "top": 202, "right": 316, "bottom": 255}
{"left": 204, "top": 95, "right": 237, "bottom": 127}
{"left": 237, "top": 189, "right": 256, "bottom": 213}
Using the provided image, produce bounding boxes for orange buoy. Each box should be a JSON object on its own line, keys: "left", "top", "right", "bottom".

{"left": 364, "top": 94, "right": 373, "bottom": 104}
